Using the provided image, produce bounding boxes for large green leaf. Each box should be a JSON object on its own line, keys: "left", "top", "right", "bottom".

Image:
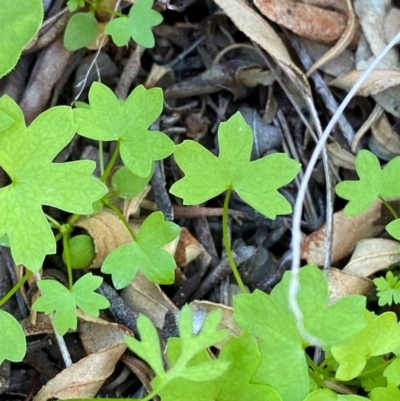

{"left": 0, "top": 0, "right": 43, "bottom": 77}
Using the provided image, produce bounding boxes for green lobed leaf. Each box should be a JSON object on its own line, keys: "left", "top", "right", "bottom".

{"left": 0, "top": 310, "right": 26, "bottom": 364}
{"left": 335, "top": 150, "right": 400, "bottom": 216}
{"left": 331, "top": 311, "right": 400, "bottom": 381}
{"left": 373, "top": 271, "right": 400, "bottom": 306}
{"left": 64, "top": 12, "right": 99, "bottom": 51}
{"left": 73, "top": 82, "right": 174, "bottom": 178}
{"left": 384, "top": 355, "right": 400, "bottom": 386}
{"left": 233, "top": 265, "right": 367, "bottom": 401}
{"left": 0, "top": 110, "right": 14, "bottom": 131}
{"left": 386, "top": 219, "right": 400, "bottom": 241}
{"left": 359, "top": 356, "right": 388, "bottom": 391}
{"left": 32, "top": 273, "right": 110, "bottom": 335}
{"left": 170, "top": 111, "right": 301, "bottom": 219}
{"left": 370, "top": 384, "right": 400, "bottom": 401}
{"left": 105, "top": 0, "right": 163, "bottom": 48}
{"left": 304, "top": 389, "right": 369, "bottom": 401}
{"left": 101, "top": 211, "right": 180, "bottom": 288}
{"left": 0, "top": 0, "right": 43, "bottom": 77}
{"left": 157, "top": 335, "right": 282, "bottom": 401}
{"left": 67, "top": 0, "right": 85, "bottom": 12}
{"left": 125, "top": 313, "right": 165, "bottom": 377}
{"left": 111, "top": 165, "right": 153, "bottom": 199}
{"left": 0, "top": 96, "right": 107, "bottom": 271}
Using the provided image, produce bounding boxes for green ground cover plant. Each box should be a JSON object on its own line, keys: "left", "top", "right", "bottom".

{"left": 64, "top": 0, "right": 163, "bottom": 50}
{"left": 1, "top": 1, "right": 400, "bottom": 400}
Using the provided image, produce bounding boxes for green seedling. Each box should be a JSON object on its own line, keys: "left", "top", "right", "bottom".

{"left": 373, "top": 271, "right": 400, "bottom": 306}
{"left": 170, "top": 111, "right": 301, "bottom": 292}
{"left": 101, "top": 211, "right": 181, "bottom": 288}
{"left": 73, "top": 82, "right": 174, "bottom": 178}
{"left": 111, "top": 165, "right": 154, "bottom": 199}
{"left": 64, "top": 0, "right": 162, "bottom": 50}
{"left": 32, "top": 273, "right": 110, "bottom": 335}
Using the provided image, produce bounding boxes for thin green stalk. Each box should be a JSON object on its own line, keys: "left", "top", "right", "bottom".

{"left": 101, "top": 141, "right": 120, "bottom": 183}
{"left": 99, "top": 140, "right": 104, "bottom": 177}
{"left": 45, "top": 213, "right": 61, "bottom": 229}
{"left": 0, "top": 270, "right": 33, "bottom": 307}
{"left": 222, "top": 188, "right": 247, "bottom": 294}
{"left": 106, "top": 201, "right": 137, "bottom": 241}
{"left": 379, "top": 196, "right": 399, "bottom": 220}
{"left": 84, "top": 0, "right": 125, "bottom": 17}
{"left": 63, "top": 233, "right": 74, "bottom": 290}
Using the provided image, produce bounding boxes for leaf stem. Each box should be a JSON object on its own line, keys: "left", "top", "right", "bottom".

{"left": 0, "top": 270, "right": 33, "bottom": 307}
{"left": 45, "top": 213, "right": 61, "bottom": 229}
{"left": 379, "top": 196, "right": 399, "bottom": 220}
{"left": 99, "top": 140, "right": 104, "bottom": 177}
{"left": 84, "top": 0, "right": 125, "bottom": 17}
{"left": 63, "top": 233, "right": 74, "bottom": 290}
{"left": 222, "top": 188, "right": 247, "bottom": 294}
{"left": 106, "top": 201, "right": 137, "bottom": 241}
{"left": 101, "top": 141, "right": 120, "bottom": 183}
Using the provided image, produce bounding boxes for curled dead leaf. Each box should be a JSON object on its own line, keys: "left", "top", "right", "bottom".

{"left": 74, "top": 208, "right": 132, "bottom": 268}
{"left": 174, "top": 227, "right": 204, "bottom": 267}
{"left": 344, "top": 238, "right": 400, "bottom": 277}
{"left": 325, "top": 267, "right": 373, "bottom": 303}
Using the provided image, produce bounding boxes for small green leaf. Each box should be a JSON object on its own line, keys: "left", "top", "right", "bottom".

{"left": 386, "top": 219, "right": 400, "bottom": 241}
{"left": 233, "top": 265, "right": 367, "bottom": 401}
{"left": 370, "top": 384, "right": 400, "bottom": 401}
{"left": 64, "top": 13, "right": 99, "bottom": 51}
{"left": 105, "top": 0, "right": 163, "bottom": 48}
{"left": 63, "top": 234, "right": 95, "bottom": 269}
{"left": 336, "top": 150, "right": 400, "bottom": 216}
{"left": 384, "top": 355, "right": 400, "bottom": 386}
{"left": 170, "top": 112, "right": 301, "bottom": 219}
{"left": 73, "top": 82, "right": 174, "bottom": 178}
{"left": 331, "top": 311, "right": 400, "bottom": 381}
{"left": 67, "top": 0, "right": 85, "bottom": 12}
{"left": 112, "top": 165, "right": 153, "bottom": 199}
{"left": 0, "top": 310, "right": 26, "bottom": 364}
{"left": 32, "top": 273, "right": 110, "bottom": 335}
{"left": 0, "top": 111, "right": 14, "bottom": 131}
{"left": 0, "top": 0, "right": 43, "bottom": 77}
{"left": 0, "top": 96, "right": 107, "bottom": 271}
{"left": 125, "top": 313, "right": 165, "bottom": 377}
{"left": 304, "top": 389, "right": 369, "bottom": 401}
{"left": 101, "top": 211, "right": 180, "bottom": 288}
{"left": 373, "top": 271, "right": 400, "bottom": 306}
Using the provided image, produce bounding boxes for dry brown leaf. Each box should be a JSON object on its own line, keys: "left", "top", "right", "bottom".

{"left": 254, "top": 0, "right": 359, "bottom": 46}
{"left": 330, "top": 69, "right": 400, "bottom": 96}
{"left": 344, "top": 238, "right": 400, "bottom": 277}
{"left": 300, "top": 201, "right": 385, "bottom": 265}
{"left": 212, "top": 0, "right": 310, "bottom": 95}
{"left": 121, "top": 270, "right": 178, "bottom": 329}
{"left": 302, "top": 0, "right": 348, "bottom": 14}
{"left": 33, "top": 343, "right": 126, "bottom": 401}
{"left": 384, "top": 8, "right": 400, "bottom": 44}
{"left": 77, "top": 311, "right": 132, "bottom": 354}
{"left": 370, "top": 111, "right": 400, "bottom": 161}
{"left": 174, "top": 227, "right": 204, "bottom": 267}
{"left": 75, "top": 208, "right": 132, "bottom": 268}
{"left": 325, "top": 268, "right": 373, "bottom": 303}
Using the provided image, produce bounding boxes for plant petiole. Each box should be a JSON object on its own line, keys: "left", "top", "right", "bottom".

{"left": 222, "top": 188, "right": 247, "bottom": 294}
{"left": 104, "top": 199, "right": 137, "bottom": 241}
{"left": 0, "top": 269, "right": 33, "bottom": 307}
{"left": 379, "top": 196, "right": 399, "bottom": 220}
{"left": 101, "top": 141, "right": 120, "bottom": 183}
{"left": 63, "top": 233, "right": 74, "bottom": 290}
{"left": 45, "top": 213, "right": 62, "bottom": 229}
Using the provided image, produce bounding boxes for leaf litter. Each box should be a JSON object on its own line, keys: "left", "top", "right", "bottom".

{"left": 2, "top": 0, "right": 400, "bottom": 400}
